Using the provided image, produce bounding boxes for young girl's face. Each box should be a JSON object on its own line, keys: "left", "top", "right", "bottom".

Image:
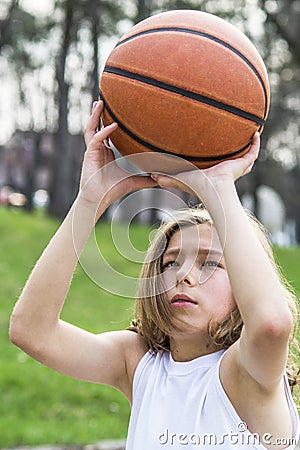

{"left": 161, "top": 223, "right": 235, "bottom": 334}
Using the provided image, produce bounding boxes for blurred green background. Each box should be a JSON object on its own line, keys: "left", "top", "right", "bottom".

{"left": 0, "top": 207, "right": 145, "bottom": 446}
{"left": 1, "top": 207, "right": 299, "bottom": 447}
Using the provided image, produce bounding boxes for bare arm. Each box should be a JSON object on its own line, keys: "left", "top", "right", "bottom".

{"left": 205, "top": 176, "right": 292, "bottom": 387}
{"left": 152, "top": 134, "right": 293, "bottom": 389}
{"left": 9, "top": 101, "right": 154, "bottom": 397}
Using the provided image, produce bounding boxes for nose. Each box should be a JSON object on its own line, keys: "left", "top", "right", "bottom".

{"left": 176, "top": 263, "right": 198, "bottom": 287}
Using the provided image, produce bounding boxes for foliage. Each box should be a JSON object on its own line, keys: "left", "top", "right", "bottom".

{"left": 258, "top": 0, "right": 300, "bottom": 168}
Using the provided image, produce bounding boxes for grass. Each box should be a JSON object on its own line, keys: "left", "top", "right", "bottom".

{"left": 274, "top": 246, "right": 300, "bottom": 295}
{"left": 0, "top": 207, "right": 299, "bottom": 447}
{"left": 0, "top": 207, "right": 153, "bottom": 448}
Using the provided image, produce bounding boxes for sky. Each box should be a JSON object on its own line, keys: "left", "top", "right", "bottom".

{"left": 20, "top": 0, "right": 54, "bottom": 16}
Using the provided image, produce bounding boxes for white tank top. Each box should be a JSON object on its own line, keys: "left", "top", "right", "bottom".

{"left": 126, "top": 349, "right": 300, "bottom": 449}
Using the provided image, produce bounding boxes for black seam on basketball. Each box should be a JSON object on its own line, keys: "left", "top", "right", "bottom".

{"left": 103, "top": 66, "right": 264, "bottom": 126}
{"left": 114, "top": 27, "right": 269, "bottom": 119}
{"left": 99, "top": 91, "right": 251, "bottom": 163}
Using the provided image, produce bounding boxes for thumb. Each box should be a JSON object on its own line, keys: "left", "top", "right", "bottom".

{"left": 128, "top": 174, "right": 158, "bottom": 193}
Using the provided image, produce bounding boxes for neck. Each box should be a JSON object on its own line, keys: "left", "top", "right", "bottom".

{"left": 169, "top": 331, "right": 220, "bottom": 362}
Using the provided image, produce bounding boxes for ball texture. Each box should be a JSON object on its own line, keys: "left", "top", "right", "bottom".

{"left": 100, "top": 10, "right": 270, "bottom": 173}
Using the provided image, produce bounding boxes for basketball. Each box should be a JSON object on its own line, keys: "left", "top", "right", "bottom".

{"left": 99, "top": 10, "right": 270, "bottom": 173}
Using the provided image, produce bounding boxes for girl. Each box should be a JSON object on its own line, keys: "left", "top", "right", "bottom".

{"left": 10, "top": 101, "right": 299, "bottom": 449}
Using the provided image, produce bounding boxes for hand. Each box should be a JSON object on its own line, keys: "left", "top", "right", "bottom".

{"left": 79, "top": 100, "right": 157, "bottom": 208}
{"left": 151, "top": 132, "right": 260, "bottom": 198}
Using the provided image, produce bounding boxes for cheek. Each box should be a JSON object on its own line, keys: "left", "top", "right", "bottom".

{"left": 162, "top": 269, "right": 177, "bottom": 292}
{"left": 211, "top": 276, "right": 235, "bottom": 315}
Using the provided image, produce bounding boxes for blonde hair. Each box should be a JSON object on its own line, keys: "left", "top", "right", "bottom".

{"left": 129, "top": 206, "right": 299, "bottom": 397}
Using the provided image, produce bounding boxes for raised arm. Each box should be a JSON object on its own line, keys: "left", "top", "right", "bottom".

{"left": 151, "top": 133, "right": 293, "bottom": 389}
{"left": 9, "top": 101, "right": 153, "bottom": 398}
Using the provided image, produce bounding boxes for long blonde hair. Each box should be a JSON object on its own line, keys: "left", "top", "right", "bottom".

{"left": 129, "top": 207, "right": 299, "bottom": 396}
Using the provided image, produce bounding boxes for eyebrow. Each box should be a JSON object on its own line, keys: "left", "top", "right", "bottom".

{"left": 163, "top": 247, "right": 224, "bottom": 258}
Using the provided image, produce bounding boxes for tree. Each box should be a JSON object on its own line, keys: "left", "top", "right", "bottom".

{"left": 259, "top": 0, "right": 300, "bottom": 161}
{"left": 2, "top": 0, "right": 299, "bottom": 239}
{"left": 47, "top": 0, "right": 77, "bottom": 217}
{"left": 0, "top": 0, "right": 50, "bottom": 211}
{"left": 47, "top": 0, "right": 125, "bottom": 218}
{"left": 0, "top": 0, "right": 18, "bottom": 51}
{"left": 255, "top": 0, "right": 300, "bottom": 240}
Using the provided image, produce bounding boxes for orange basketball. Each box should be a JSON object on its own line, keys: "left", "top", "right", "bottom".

{"left": 100, "top": 10, "right": 270, "bottom": 173}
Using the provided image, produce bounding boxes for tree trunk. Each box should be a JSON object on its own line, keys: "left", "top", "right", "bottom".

{"left": 48, "top": 0, "right": 75, "bottom": 218}
{"left": 0, "top": 0, "right": 19, "bottom": 50}
{"left": 135, "top": 0, "right": 153, "bottom": 23}
{"left": 24, "top": 132, "right": 42, "bottom": 212}
{"left": 91, "top": 10, "right": 100, "bottom": 102}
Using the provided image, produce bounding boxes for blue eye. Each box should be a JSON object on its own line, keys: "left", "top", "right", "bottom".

{"left": 162, "top": 260, "right": 179, "bottom": 270}
{"left": 203, "top": 260, "right": 219, "bottom": 268}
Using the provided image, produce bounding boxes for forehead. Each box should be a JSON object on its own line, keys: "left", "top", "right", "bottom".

{"left": 166, "top": 223, "right": 222, "bottom": 254}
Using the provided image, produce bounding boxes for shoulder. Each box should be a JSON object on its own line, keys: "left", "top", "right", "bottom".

{"left": 114, "top": 330, "right": 149, "bottom": 403}
{"left": 219, "top": 341, "right": 296, "bottom": 443}
{"left": 95, "top": 328, "right": 148, "bottom": 356}
{"left": 219, "top": 340, "right": 279, "bottom": 400}
{"left": 123, "top": 329, "right": 149, "bottom": 374}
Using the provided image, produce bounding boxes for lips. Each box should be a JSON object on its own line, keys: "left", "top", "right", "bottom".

{"left": 171, "top": 294, "right": 197, "bottom": 305}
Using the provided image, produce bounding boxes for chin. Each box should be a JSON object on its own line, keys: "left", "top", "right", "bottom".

{"left": 171, "top": 318, "right": 208, "bottom": 336}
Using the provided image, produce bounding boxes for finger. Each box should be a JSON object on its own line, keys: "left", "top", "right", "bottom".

{"left": 235, "top": 132, "right": 260, "bottom": 177}
{"left": 95, "top": 122, "right": 118, "bottom": 140}
{"left": 151, "top": 173, "right": 192, "bottom": 194}
{"left": 244, "top": 163, "right": 254, "bottom": 175}
{"left": 129, "top": 175, "right": 158, "bottom": 192}
{"left": 103, "top": 138, "right": 111, "bottom": 149}
{"left": 84, "top": 101, "right": 104, "bottom": 138}
{"left": 88, "top": 122, "right": 118, "bottom": 150}
{"left": 249, "top": 132, "right": 260, "bottom": 159}
{"left": 150, "top": 173, "right": 170, "bottom": 185}
{"left": 238, "top": 132, "right": 260, "bottom": 168}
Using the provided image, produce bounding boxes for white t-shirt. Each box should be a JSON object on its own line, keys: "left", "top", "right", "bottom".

{"left": 126, "top": 349, "right": 300, "bottom": 449}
